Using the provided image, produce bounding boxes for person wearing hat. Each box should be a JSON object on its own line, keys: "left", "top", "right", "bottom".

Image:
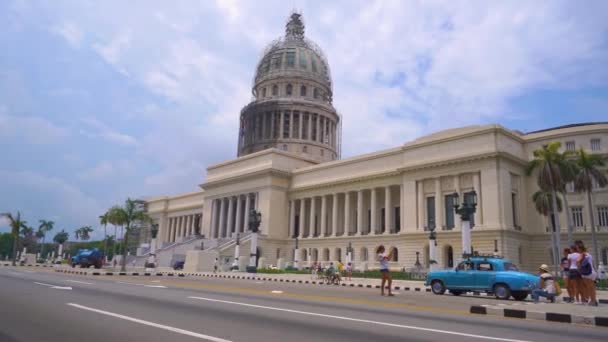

{"left": 531, "top": 264, "right": 556, "bottom": 303}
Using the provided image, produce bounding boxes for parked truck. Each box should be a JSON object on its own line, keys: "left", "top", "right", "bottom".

{"left": 71, "top": 248, "right": 104, "bottom": 269}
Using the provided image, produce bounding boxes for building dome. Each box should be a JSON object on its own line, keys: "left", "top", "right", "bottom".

{"left": 252, "top": 13, "right": 333, "bottom": 103}
{"left": 238, "top": 12, "right": 341, "bottom": 163}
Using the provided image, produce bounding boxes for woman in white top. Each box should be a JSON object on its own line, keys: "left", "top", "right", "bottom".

{"left": 532, "top": 264, "right": 556, "bottom": 303}
{"left": 377, "top": 245, "right": 395, "bottom": 296}
{"left": 567, "top": 245, "right": 583, "bottom": 303}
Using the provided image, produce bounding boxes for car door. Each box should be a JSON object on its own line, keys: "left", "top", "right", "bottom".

{"left": 474, "top": 261, "right": 496, "bottom": 290}
{"left": 449, "top": 261, "right": 475, "bottom": 289}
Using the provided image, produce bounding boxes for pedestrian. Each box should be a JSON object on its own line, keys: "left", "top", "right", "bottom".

{"left": 567, "top": 244, "right": 583, "bottom": 304}
{"left": 531, "top": 264, "right": 556, "bottom": 303}
{"left": 561, "top": 248, "right": 572, "bottom": 302}
{"left": 377, "top": 245, "right": 394, "bottom": 296}
{"left": 346, "top": 262, "right": 353, "bottom": 281}
{"left": 311, "top": 262, "right": 317, "bottom": 279}
{"left": 214, "top": 258, "right": 218, "bottom": 273}
{"left": 576, "top": 241, "right": 598, "bottom": 306}
{"left": 317, "top": 263, "right": 323, "bottom": 280}
{"left": 337, "top": 260, "right": 344, "bottom": 276}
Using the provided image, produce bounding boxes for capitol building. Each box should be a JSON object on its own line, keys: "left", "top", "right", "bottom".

{"left": 140, "top": 13, "right": 608, "bottom": 272}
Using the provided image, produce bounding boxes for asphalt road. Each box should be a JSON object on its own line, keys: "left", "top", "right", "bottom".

{"left": 0, "top": 267, "right": 605, "bottom": 342}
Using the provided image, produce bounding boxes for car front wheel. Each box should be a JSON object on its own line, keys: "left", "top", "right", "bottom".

{"left": 494, "top": 284, "right": 511, "bottom": 300}
{"left": 450, "top": 290, "right": 463, "bottom": 296}
{"left": 431, "top": 280, "right": 446, "bottom": 295}
{"left": 511, "top": 291, "right": 528, "bottom": 301}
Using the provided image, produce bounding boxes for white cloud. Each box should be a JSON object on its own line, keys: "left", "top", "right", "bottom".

{"left": 80, "top": 117, "right": 138, "bottom": 146}
{"left": 78, "top": 160, "right": 136, "bottom": 181}
{"left": 0, "top": 108, "right": 68, "bottom": 145}
{"left": 93, "top": 31, "right": 132, "bottom": 74}
{"left": 51, "top": 22, "right": 83, "bottom": 48}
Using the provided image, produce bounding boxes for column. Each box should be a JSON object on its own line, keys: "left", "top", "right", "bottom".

{"left": 454, "top": 175, "right": 461, "bottom": 230}
{"left": 299, "top": 198, "right": 306, "bottom": 238}
{"left": 289, "top": 200, "right": 296, "bottom": 238}
{"left": 261, "top": 113, "right": 267, "bottom": 139}
{"left": 332, "top": 193, "right": 339, "bottom": 237}
{"left": 320, "top": 195, "right": 327, "bottom": 236}
{"left": 371, "top": 188, "right": 377, "bottom": 235}
{"left": 309, "top": 197, "right": 316, "bottom": 238}
{"left": 166, "top": 218, "right": 173, "bottom": 242}
{"left": 177, "top": 216, "right": 183, "bottom": 239}
{"left": 171, "top": 218, "right": 177, "bottom": 242}
{"left": 218, "top": 198, "right": 226, "bottom": 238}
{"left": 473, "top": 172, "right": 482, "bottom": 225}
{"left": 254, "top": 192, "right": 259, "bottom": 210}
{"left": 235, "top": 195, "right": 243, "bottom": 235}
{"left": 227, "top": 197, "right": 235, "bottom": 237}
{"left": 270, "top": 113, "right": 275, "bottom": 139}
{"left": 289, "top": 111, "right": 294, "bottom": 138}
{"left": 385, "top": 186, "right": 392, "bottom": 234}
{"left": 417, "top": 181, "right": 424, "bottom": 230}
{"left": 299, "top": 112, "right": 303, "bottom": 139}
{"left": 279, "top": 112, "right": 284, "bottom": 139}
{"left": 211, "top": 200, "right": 218, "bottom": 238}
{"left": 356, "top": 190, "right": 363, "bottom": 235}
{"left": 185, "top": 215, "right": 191, "bottom": 236}
{"left": 435, "top": 178, "right": 443, "bottom": 230}
{"left": 316, "top": 114, "right": 321, "bottom": 142}
{"left": 243, "top": 194, "right": 251, "bottom": 233}
{"left": 307, "top": 114, "right": 313, "bottom": 141}
{"left": 344, "top": 192, "right": 351, "bottom": 235}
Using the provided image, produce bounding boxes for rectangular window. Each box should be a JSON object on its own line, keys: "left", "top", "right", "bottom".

{"left": 283, "top": 113, "right": 290, "bottom": 138}
{"left": 511, "top": 192, "right": 518, "bottom": 227}
{"left": 394, "top": 207, "right": 401, "bottom": 233}
{"left": 426, "top": 196, "right": 435, "bottom": 229}
{"left": 566, "top": 182, "right": 575, "bottom": 193}
{"left": 272, "top": 53, "right": 282, "bottom": 69}
{"left": 464, "top": 192, "right": 475, "bottom": 228}
{"left": 312, "top": 115, "right": 317, "bottom": 141}
{"left": 299, "top": 49, "right": 307, "bottom": 69}
{"left": 311, "top": 57, "right": 317, "bottom": 73}
{"left": 598, "top": 206, "right": 608, "bottom": 227}
{"left": 286, "top": 51, "right": 295, "bottom": 67}
{"left": 565, "top": 141, "right": 575, "bottom": 151}
{"left": 381, "top": 208, "right": 385, "bottom": 232}
{"left": 591, "top": 138, "right": 600, "bottom": 151}
{"left": 444, "top": 195, "right": 455, "bottom": 230}
{"left": 571, "top": 207, "right": 584, "bottom": 227}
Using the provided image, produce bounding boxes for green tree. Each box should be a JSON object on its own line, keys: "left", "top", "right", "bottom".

{"left": 526, "top": 142, "right": 570, "bottom": 274}
{"left": 0, "top": 233, "right": 15, "bottom": 260}
{"left": 573, "top": 148, "right": 607, "bottom": 267}
{"left": 37, "top": 220, "right": 54, "bottom": 259}
{"left": 0, "top": 212, "right": 28, "bottom": 266}
{"left": 53, "top": 230, "right": 69, "bottom": 256}
{"left": 556, "top": 154, "right": 579, "bottom": 247}
{"left": 74, "top": 226, "right": 93, "bottom": 241}
{"left": 108, "top": 205, "right": 127, "bottom": 261}
{"left": 111, "top": 199, "right": 149, "bottom": 272}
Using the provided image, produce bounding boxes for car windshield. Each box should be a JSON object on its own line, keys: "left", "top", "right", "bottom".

{"left": 504, "top": 262, "right": 519, "bottom": 271}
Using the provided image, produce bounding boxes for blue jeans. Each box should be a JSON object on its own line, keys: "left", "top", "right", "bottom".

{"left": 531, "top": 289, "right": 554, "bottom": 302}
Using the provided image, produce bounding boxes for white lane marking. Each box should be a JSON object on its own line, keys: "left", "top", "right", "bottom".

{"left": 23, "top": 270, "right": 34, "bottom": 273}
{"left": 34, "top": 282, "right": 72, "bottom": 290}
{"left": 188, "top": 297, "right": 532, "bottom": 342}
{"left": 117, "top": 281, "right": 166, "bottom": 288}
{"left": 270, "top": 290, "right": 283, "bottom": 294}
{"left": 117, "top": 281, "right": 145, "bottom": 286}
{"left": 144, "top": 285, "right": 167, "bottom": 288}
{"left": 255, "top": 281, "right": 264, "bottom": 284}
{"left": 67, "top": 303, "right": 231, "bottom": 342}
{"left": 66, "top": 280, "right": 93, "bottom": 285}
{"left": 150, "top": 280, "right": 161, "bottom": 283}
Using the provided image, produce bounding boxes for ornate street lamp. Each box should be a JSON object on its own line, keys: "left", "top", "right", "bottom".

{"left": 346, "top": 242, "right": 353, "bottom": 265}
{"left": 246, "top": 208, "right": 261, "bottom": 273}
{"left": 452, "top": 190, "right": 477, "bottom": 258}
{"left": 145, "top": 224, "right": 159, "bottom": 271}
{"left": 232, "top": 231, "right": 240, "bottom": 271}
{"left": 293, "top": 228, "right": 300, "bottom": 270}
{"left": 427, "top": 222, "right": 438, "bottom": 271}
{"left": 414, "top": 251, "right": 422, "bottom": 273}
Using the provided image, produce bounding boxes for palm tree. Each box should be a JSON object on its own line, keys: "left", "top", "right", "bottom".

{"left": 111, "top": 199, "right": 150, "bottom": 272}
{"left": 573, "top": 148, "right": 607, "bottom": 267}
{"left": 0, "top": 212, "right": 27, "bottom": 266}
{"left": 532, "top": 190, "right": 563, "bottom": 270}
{"left": 108, "top": 205, "right": 126, "bottom": 262}
{"left": 526, "top": 142, "right": 569, "bottom": 274}
{"left": 99, "top": 212, "right": 110, "bottom": 261}
{"left": 556, "top": 154, "right": 578, "bottom": 247}
{"left": 53, "top": 230, "right": 69, "bottom": 258}
{"left": 75, "top": 226, "right": 93, "bottom": 241}
{"left": 37, "top": 220, "right": 54, "bottom": 259}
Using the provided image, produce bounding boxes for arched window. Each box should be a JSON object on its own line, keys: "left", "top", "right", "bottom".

{"left": 302, "top": 145, "right": 307, "bottom": 153}
{"left": 300, "top": 85, "right": 307, "bottom": 96}
{"left": 276, "top": 248, "right": 281, "bottom": 259}
{"left": 262, "top": 87, "right": 267, "bottom": 97}
{"left": 272, "top": 85, "right": 278, "bottom": 96}
{"left": 323, "top": 248, "right": 330, "bottom": 261}
{"left": 390, "top": 247, "right": 398, "bottom": 262}
{"left": 444, "top": 245, "right": 453, "bottom": 268}
{"left": 334, "top": 248, "right": 342, "bottom": 261}
{"left": 286, "top": 84, "right": 293, "bottom": 96}
{"left": 281, "top": 144, "right": 288, "bottom": 151}
{"left": 360, "top": 247, "right": 368, "bottom": 262}
{"left": 312, "top": 248, "right": 318, "bottom": 262}
{"left": 301, "top": 249, "right": 308, "bottom": 261}
{"left": 313, "top": 88, "right": 319, "bottom": 99}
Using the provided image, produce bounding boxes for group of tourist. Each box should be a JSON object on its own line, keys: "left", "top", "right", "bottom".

{"left": 533, "top": 240, "right": 599, "bottom": 306}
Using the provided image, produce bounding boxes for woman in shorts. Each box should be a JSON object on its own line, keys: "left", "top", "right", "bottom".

{"left": 377, "top": 245, "right": 395, "bottom": 296}
{"left": 568, "top": 245, "right": 582, "bottom": 304}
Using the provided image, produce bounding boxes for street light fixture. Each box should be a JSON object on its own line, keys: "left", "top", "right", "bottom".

{"left": 452, "top": 190, "right": 477, "bottom": 257}
{"left": 427, "top": 222, "right": 438, "bottom": 271}
{"left": 246, "top": 208, "right": 261, "bottom": 273}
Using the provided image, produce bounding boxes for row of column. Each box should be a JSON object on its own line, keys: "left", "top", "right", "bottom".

{"left": 165, "top": 214, "right": 200, "bottom": 243}
{"left": 210, "top": 192, "right": 258, "bottom": 239}
{"left": 416, "top": 173, "right": 482, "bottom": 230}
{"left": 289, "top": 186, "right": 399, "bottom": 239}
{"left": 241, "top": 110, "right": 336, "bottom": 148}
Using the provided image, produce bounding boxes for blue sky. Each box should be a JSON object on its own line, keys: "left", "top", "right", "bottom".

{"left": 1, "top": 1, "right": 607, "bottom": 239}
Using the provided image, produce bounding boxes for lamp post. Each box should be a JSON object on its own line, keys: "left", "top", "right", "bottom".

{"left": 146, "top": 224, "right": 159, "bottom": 271}
{"left": 346, "top": 242, "right": 353, "bottom": 265}
{"left": 428, "top": 223, "right": 437, "bottom": 271}
{"left": 232, "top": 232, "right": 240, "bottom": 270}
{"left": 247, "top": 208, "right": 261, "bottom": 273}
{"left": 414, "top": 251, "right": 422, "bottom": 274}
{"left": 452, "top": 190, "right": 477, "bottom": 258}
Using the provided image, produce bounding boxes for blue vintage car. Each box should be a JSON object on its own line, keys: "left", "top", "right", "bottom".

{"left": 425, "top": 256, "right": 540, "bottom": 300}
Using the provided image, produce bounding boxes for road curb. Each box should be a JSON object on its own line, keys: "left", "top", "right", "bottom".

{"left": 470, "top": 305, "right": 608, "bottom": 327}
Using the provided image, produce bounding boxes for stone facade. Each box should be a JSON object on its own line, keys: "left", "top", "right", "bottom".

{"left": 141, "top": 14, "right": 608, "bottom": 272}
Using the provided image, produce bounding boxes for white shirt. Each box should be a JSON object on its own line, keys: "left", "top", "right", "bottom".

{"left": 568, "top": 252, "right": 580, "bottom": 269}
{"left": 378, "top": 253, "right": 389, "bottom": 270}
{"left": 540, "top": 273, "right": 555, "bottom": 294}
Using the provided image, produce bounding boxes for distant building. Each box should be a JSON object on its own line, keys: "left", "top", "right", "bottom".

{"left": 141, "top": 13, "right": 608, "bottom": 271}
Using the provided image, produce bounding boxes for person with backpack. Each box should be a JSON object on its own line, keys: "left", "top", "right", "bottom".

{"left": 576, "top": 241, "right": 598, "bottom": 306}
{"left": 532, "top": 264, "right": 557, "bottom": 303}
{"left": 567, "top": 244, "right": 583, "bottom": 304}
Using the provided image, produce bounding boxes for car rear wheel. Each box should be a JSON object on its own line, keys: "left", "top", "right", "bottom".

{"left": 494, "top": 284, "right": 511, "bottom": 300}
{"left": 511, "top": 291, "right": 528, "bottom": 301}
{"left": 431, "top": 280, "right": 446, "bottom": 295}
